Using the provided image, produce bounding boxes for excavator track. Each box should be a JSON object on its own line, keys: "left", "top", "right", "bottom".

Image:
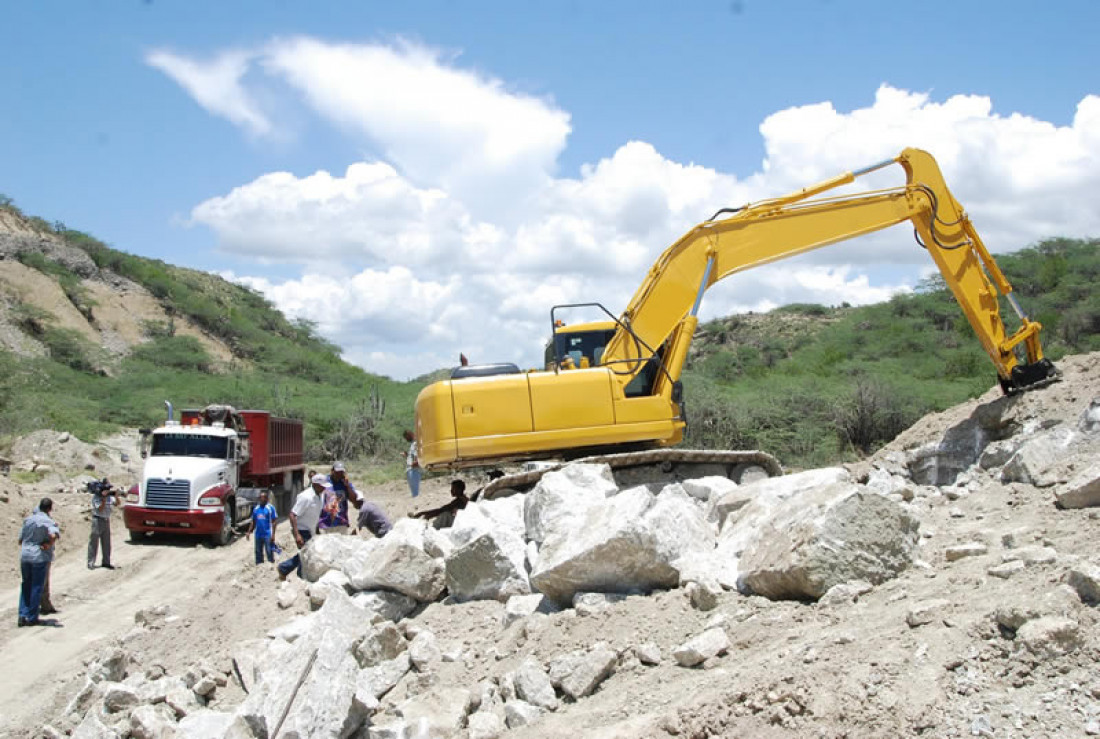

{"left": 481, "top": 449, "right": 783, "bottom": 500}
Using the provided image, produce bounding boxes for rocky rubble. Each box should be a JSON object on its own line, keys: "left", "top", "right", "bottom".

{"left": 27, "top": 351, "right": 1100, "bottom": 737}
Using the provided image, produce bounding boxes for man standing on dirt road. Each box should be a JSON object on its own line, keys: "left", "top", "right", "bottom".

{"left": 18, "top": 497, "right": 60, "bottom": 627}
{"left": 246, "top": 490, "right": 278, "bottom": 565}
{"left": 277, "top": 474, "right": 326, "bottom": 581}
{"left": 88, "top": 479, "right": 121, "bottom": 570}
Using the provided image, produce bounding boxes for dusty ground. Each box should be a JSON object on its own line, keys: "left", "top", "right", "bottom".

{"left": 0, "top": 445, "right": 459, "bottom": 738}
{"left": 0, "top": 353, "right": 1098, "bottom": 738}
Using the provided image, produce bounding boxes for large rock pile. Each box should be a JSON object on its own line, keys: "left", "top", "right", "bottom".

{"left": 41, "top": 352, "right": 1100, "bottom": 738}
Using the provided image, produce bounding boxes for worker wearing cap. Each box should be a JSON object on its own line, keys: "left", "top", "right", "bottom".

{"left": 319, "top": 462, "right": 360, "bottom": 535}
{"left": 276, "top": 474, "right": 326, "bottom": 581}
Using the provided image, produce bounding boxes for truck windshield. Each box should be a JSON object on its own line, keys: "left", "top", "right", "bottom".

{"left": 151, "top": 433, "right": 229, "bottom": 459}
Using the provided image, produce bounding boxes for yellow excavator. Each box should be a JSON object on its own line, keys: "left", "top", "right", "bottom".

{"left": 415, "top": 148, "right": 1058, "bottom": 490}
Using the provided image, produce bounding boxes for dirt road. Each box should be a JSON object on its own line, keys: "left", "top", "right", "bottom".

{"left": 0, "top": 532, "right": 249, "bottom": 735}
{"left": 0, "top": 473, "right": 452, "bottom": 738}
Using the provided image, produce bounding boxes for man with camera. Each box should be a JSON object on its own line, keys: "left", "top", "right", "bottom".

{"left": 87, "top": 478, "right": 121, "bottom": 570}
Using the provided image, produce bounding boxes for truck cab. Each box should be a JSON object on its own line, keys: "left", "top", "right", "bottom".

{"left": 124, "top": 404, "right": 304, "bottom": 545}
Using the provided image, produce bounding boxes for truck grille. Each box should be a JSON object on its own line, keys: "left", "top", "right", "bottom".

{"left": 145, "top": 479, "right": 191, "bottom": 510}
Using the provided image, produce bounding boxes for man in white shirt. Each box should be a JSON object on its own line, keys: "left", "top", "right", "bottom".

{"left": 276, "top": 474, "right": 326, "bottom": 582}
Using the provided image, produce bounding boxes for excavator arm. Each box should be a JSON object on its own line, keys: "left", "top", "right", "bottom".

{"left": 415, "top": 148, "right": 1057, "bottom": 469}
{"left": 604, "top": 148, "right": 1052, "bottom": 396}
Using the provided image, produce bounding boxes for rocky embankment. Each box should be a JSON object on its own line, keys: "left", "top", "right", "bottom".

{"left": 24, "top": 352, "right": 1100, "bottom": 738}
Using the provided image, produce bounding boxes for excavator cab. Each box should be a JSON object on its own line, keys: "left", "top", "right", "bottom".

{"left": 544, "top": 320, "right": 616, "bottom": 371}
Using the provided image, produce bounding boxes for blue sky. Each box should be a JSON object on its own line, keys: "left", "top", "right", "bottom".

{"left": 2, "top": 1, "right": 1098, "bottom": 378}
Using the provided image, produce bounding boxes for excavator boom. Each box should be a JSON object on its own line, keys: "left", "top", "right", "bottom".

{"left": 415, "top": 148, "right": 1057, "bottom": 470}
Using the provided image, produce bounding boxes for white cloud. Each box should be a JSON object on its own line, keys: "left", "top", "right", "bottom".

{"left": 146, "top": 49, "right": 272, "bottom": 137}
{"left": 161, "top": 37, "right": 1100, "bottom": 379}
{"left": 261, "top": 38, "right": 570, "bottom": 209}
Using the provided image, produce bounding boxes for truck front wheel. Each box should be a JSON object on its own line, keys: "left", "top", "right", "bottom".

{"left": 129, "top": 530, "right": 146, "bottom": 544}
{"left": 212, "top": 499, "right": 234, "bottom": 547}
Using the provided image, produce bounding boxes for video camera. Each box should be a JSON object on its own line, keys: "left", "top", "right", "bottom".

{"left": 86, "top": 478, "right": 116, "bottom": 496}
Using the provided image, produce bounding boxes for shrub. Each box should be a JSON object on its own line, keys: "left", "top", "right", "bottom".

{"left": 832, "top": 377, "right": 917, "bottom": 455}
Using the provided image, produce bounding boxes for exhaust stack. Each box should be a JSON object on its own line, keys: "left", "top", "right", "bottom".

{"left": 164, "top": 400, "right": 174, "bottom": 422}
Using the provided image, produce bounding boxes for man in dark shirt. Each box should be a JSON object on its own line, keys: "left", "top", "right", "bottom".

{"left": 410, "top": 480, "right": 469, "bottom": 529}
{"left": 353, "top": 500, "right": 393, "bottom": 539}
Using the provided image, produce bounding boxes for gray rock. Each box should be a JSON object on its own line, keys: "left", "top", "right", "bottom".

{"left": 818, "top": 580, "right": 873, "bottom": 607}
{"left": 513, "top": 658, "right": 558, "bottom": 710}
{"left": 1002, "top": 546, "right": 1058, "bottom": 566}
{"left": 351, "top": 590, "right": 420, "bottom": 623}
{"left": 192, "top": 675, "right": 217, "bottom": 698}
{"left": 504, "top": 699, "right": 543, "bottom": 729}
{"left": 1065, "top": 562, "right": 1100, "bottom": 605}
{"left": 354, "top": 622, "right": 407, "bottom": 668}
{"left": 276, "top": 582, "right": 300, "bottom": 610}
{"left": 1016, "top": 617, "right": 1082, "bottom": 656}
{"left": 235, "top": 590, "right": 374, "bottom": 736}
{"left": 993, "top": 605, "right": 1041, "bottom": 632}
{"left": 300, "top": 533, "right": 374, "bottom": 582}
{"left": 165, "top": 687, "right": 204, "bottom": 718}
{"left": 422, "top": 526, "right": 454, "bottom": 559}
{"left": 523, "top": 463, "right": 618, "bottom": 545}
{"left": 502, "top": 593, "right": 561, "bottom": 627}
{"left": 945, "top": 542, "right": 988, "bottom": 562}
{"left": 356, "top": 652, "right": 411, "bottom": 702}
{"left": 531, "top": 485, "right": 713, "bottom": 604}
{"left": 408, "top": 630, "right": 441, "bottom": 672}
{"left": 987, "top": 560, "right": 1026, "bottom": 579}
{"left": 394, "top": 686, "right": 473, "bottom": 737}
{"left": 734, "top": 483, "right": 919, "bottom": 601}
{"left": 907, "top": 398, "right": 1017, "bottom": 485}
{"left": 231, "top": 639, "right": 294, "bottom": 695}
{"left": 130, "top": 704, "right": 179, "bottom": 739}
{"left": 682, "top": 476, "right": 738, "bottom": 503}
{"left": 88, "top": 646, "right": 129, "bottom": 683}
{"left": 175, "top": 711, "right": 234, "bottom": 739}
{"left": 906, "top": 599, "right": 949, "bottom": 628}
{"left": 445, "top": 526, "right": 531, "bottom": 602}
{"left": 345, "top": 520, "right": 446, "bottom": 602}
{"left": 978, "top": 439, "right": 1023, "bottom": 470}
{"left": 1001, "top": 427, "right": 1079, "bottom": 486}
{"left": 65, "top": 679, "right": 104, "bottom": 718}
{"left": 306, "top": 569, "right": 351, "bottom": 609}
{"left": 71, "top": 713, "right": 118, "bottom": 739}
{"left": 686, "top": 579, "right": 721, "bottom": 611}
{"left": 573, "top": 591, "right": 628, "bottom": 615}
{"left": 468, "top": 710, "right": 506, "bottom": 739}
{"left": 556, "top": 647, "right": 617, "bottom": 699}
{"left": 1055, "top": 464, "right": 1100, "bottom": 508}
{"left": 672, "top": 628, "right": 730, "bottom": 667}
{"left": 635, "top": 642, "right": 661, "bottom": 665}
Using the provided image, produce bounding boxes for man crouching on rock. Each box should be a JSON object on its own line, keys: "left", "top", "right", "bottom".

{"left": 277, "top": 474, "right": 326, "bottom": 582}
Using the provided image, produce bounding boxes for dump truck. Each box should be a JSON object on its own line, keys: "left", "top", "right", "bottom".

{"left": 415, "top": 148, "right": 1058, "bottom": 496}
{"left": 124, "top": 403, "right": 306, "bottom": 545}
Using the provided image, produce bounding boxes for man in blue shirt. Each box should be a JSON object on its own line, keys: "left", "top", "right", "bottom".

{"left": 246, "top": 490, "right": 278, "bottom": 565}
{"left": 19, "top": 498, "right": 60, "bottom": 627}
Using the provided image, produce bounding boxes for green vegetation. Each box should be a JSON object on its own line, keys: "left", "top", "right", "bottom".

{"left": 0, "top": 202, "right": 422, "bottom": 463}
{"left": 683, "top": 237, "right": 1100, "bottom": 468}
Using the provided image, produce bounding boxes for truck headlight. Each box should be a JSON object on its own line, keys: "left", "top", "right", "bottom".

{"left": 198, "top": 497, "right": 223, "bottom": 507}
{"left": 126, "top": 492, "right": 139, "bottom": 503}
